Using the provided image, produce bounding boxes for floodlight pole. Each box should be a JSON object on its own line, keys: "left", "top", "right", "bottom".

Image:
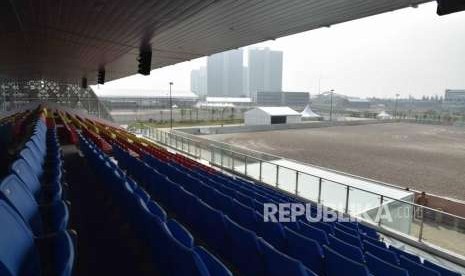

{"left": 169, "top": 82, "right": 173, "bottom": 130}
{"left": 329, "top": 89, "right": 335, "bottom": 121}
{"left": 395, "top": 93, "right": 400, "bottom": 119}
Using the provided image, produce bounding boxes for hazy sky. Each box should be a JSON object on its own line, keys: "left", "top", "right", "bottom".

{"left": 94, "top": 2, "right": 465, "bottom": 99}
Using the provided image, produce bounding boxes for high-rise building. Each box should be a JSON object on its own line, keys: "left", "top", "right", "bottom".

{"left": 248, "top": 48, "right": 283, "bottom": 100}
{"left": 190, "top": 66, "right": 207, "bottom": 98}
{"left": 207, "top": 49, "right": 243, "bottom": 97}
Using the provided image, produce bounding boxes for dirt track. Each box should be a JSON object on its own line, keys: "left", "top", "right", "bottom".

{"left": 206, "top": 123, "right": 465, "bottom": 201}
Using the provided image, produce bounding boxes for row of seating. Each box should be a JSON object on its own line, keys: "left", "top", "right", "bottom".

{"left": 79, "top": 133, "right": 233, "bottom": 276}
{"left": 0, "top": 112, "right": 75, "bottom": 276}
{"left": 110, "top": 127, "right": 461, "bottom": 276}
{"left": 72, "top": 110, "right": 462, "bottom": 276}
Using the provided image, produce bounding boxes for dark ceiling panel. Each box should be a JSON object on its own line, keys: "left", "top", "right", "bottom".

{"left": 0, "top": 0, "right": 433, "bottom": 84}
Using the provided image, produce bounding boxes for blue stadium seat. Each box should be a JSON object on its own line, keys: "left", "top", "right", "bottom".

{"left": 12, "top": 158, "right": 63, "bottom": 203}
{"left": 363, "top": 240, "right": 399, "bottom": 265}
{"left": 323, "top": 245, "right": 371, "bottom": 276}
{"left": 298, "top": 221, "right": 329, "bottom": 245}
{"left": 0, "top": 174, "right": 68, "bottom": 235}
{"left": 146, "top": 200, "right": 167, "bottom": 222}
{"left": 231, "top": 199, "right": 258, "bottom": 232}
{"left": 167, "top": 218, "right": 194, "bottom": 248}
{"left": 365, "top": 252, "right": 409, "bottom": 276}
{"left": 334, "top": 227, "right": 363, "bottom": 248}
{"left": 194, "top": 246, "right": 233, "bottom": 276}
{"left": 194, "top": 200, "right": 228, "bottom": 257}
{"left": 0, "top": 200, "right": 74, "bottom": 276}
{"left": 359, "top": 223, "right": 380, "bottom": 239}
{"left": 224, "top": 215, "right": 265, "bottom": 276}
{"left": 255, "top": 212, "right": 287, "bottom": 251}
{"left": 389, "top": 246, "right": 422, "bottom": 263}
{"left": 328, "top": 234, "right": 365, "bottom": 263}
{"left": 235, "top": 191, "right": 255, "bottom": 207}
{"left": 258, "top": 238, "right": 315, "bottom": 276}
{"left": 399, "top": 255, "right": 440, "bottom": 276}
{"left": 284, "top": 227, "right": 324, "bottom": 275}
{"left": 423, "top": 260, "right": 462, "bottom": 276}
{"left": 361, "top": 234, "right": 387, "bottom": 249}
{"left": 168, "top": 233, "right": 210, "bottom": 276}
{"left": 309, "top": 221, "right": 334, "bottom": 235}
{"left": 209, "top": 190, "right": 233, "bottom": 216}
{"left": 335, "top": 222, "right": 360, "bottom": 236}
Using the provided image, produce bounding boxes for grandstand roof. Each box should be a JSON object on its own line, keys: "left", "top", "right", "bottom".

{"left": 1, "top": 0, "right": 431, "bottom": 83}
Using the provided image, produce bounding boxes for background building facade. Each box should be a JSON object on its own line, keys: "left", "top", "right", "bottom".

{"left": 206, "top": 49, "right": 244, "bottom": 97}
{"left": 248, "top": 48, "right": 283, "bottom": 100}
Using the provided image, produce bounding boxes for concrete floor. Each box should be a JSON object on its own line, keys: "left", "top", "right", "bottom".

{"left": 206, "top": 122, "right": 465, "bottom": 201}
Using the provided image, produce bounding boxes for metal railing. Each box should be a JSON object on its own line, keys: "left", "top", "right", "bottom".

{"left": 138, "top": 126, "right": 465, "bottom": 261}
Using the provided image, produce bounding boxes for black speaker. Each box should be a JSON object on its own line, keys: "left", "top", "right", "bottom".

{"left": 138, "top": 49, "right": 152, "bottom": 76}
{"left": 437, "top": 0, "right": 465, "bottom": 15}
{"left": 81, "top": 77, "right": 88, "bottom": 89}
{"left": 97, "top": 68, "right": 105, "bottom": 84}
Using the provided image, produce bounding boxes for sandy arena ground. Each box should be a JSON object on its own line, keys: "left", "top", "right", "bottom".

{"left": 206, "top": 122, "right": 465, "bottom": 201}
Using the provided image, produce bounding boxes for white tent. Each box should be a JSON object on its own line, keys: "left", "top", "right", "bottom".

{"left": 244, "top": 107, "right": 301, "bottom": 126}
{"left": 301, "top": 104, "right": 322, "bottom": 120}
{"left": 377, "top": 111, "right": 392, "bottom": 120}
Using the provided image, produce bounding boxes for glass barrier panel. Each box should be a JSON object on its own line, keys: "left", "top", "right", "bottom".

{"left": 421, "top": 210, "right": 465, "bottom": 257}
{"left": 320, "top": 180, "right": 347, "bottom": 211}
{"left": 245, "top": 157, "right": 261, "bottom": 180}
{"left": 297, "top": 173, "right": 320, "bottom": 202}
{"left": 277, "top": 166, "right": 297, "bottom": 194}
{"left": 200, "top": 145, "right": 212, "bottom": 162}
{"left": 233, "top": 154, "right": 246, "bottom": 174}
{"left": 211, "top": 148, "right": 222, "bottom": 166}
{"left": 348, "top": 188, "right": 382, "bottom": 224}
{"left": 261, "top": 162, "right": 278, "bottom": 187}
{"left": 221, "top": 150, "right": 233, "bottom": 169}
{"left": 379, "top": 198, "right": 419, "bottom": 239}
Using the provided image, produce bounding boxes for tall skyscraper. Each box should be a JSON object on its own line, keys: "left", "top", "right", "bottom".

{"left": 190, "top": 66, "right": 207, "bottom": 98}
{"left": 207, "top": 49, "right": 243, "bottom": 97}
{"left": 248, "top": 48, "right": 283, "bottom": 100}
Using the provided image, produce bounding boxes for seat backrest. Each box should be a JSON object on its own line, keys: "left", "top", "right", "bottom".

{"left": 323, "top": 245, "right": 370, "bottom": 276}
{"left": 361, "top": 234, "right": 386, "bottom": 249}
{"left": 258, "top": 238, "right": 309, "bottom": 276}
{"left": 231, "top": 199, "right": 257, "bottom": 232}
{"left": 146, "top": 200, "right": 167, "bottom": 222}
{"left": 423, "top": 260, "right": 462, "bottom": 276}
{"left": 167, "top": 219, "right": 194, "bottom": 248}
{"left": 0, "top": 200, "right": 40, "bottom": 276}
{"left": 365, "top": 252, "right": 409, "bottom": 276}
{"left": 19, "top": 148, "right": 42, "bottom": 178}
{"left": 0, "top": 175, "right": 42, "bottom": 235}
{"left": 398, "top": 255, "right": 440, "bottom": 276}
{"left": 335, "top": 222, "right": 360, "bottom": 236}
{"left": 311, "top": 221, "right": 334, "bottom": 235}
{"left": 298, "top": 221, "right": 329, "bottom": 245}
{"left": 328, "top": 234, "right": 365, "bottom": 263}
{"left": 196, "top": 200, "right": 227, "bottom": 256}
{"left": 224, "top": 215, "right": 264, "bottom": 276}
{"left": 194, "top": 246, "right": 232, "bottom": 276}
{"left": 168, "top": 233, "right": 210, "bottom": 276}
{"left": 284, "top": 227, "right": 324, "bottom": 275}
{"left": 363, "top": 240, "right": 398, "bottom": 264}
{"left": 389, "top": 246, "right": 422, "bottom": 263}
{"left": 334, "top": 227, "right": 363, "bottom": 248}
{"left": 10, "top": 159, "right": 41, "bottom": 199}
{"left": 255, "top": 212, "right": 287, "bottom": 251}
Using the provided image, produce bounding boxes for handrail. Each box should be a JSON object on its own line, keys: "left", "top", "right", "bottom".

{"left": 147, "top": 126, "right": 465, "bottom": 221}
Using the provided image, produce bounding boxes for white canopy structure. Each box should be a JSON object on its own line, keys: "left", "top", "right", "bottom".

{"left": 377, "top": 111, "right": 393, "bottom": 120}
{"left": 301, "top": 104, "right": 322, "bottom": 119}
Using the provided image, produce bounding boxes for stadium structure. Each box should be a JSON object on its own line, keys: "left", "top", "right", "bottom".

{"left": 1, "top": 1, "right": 465, "bottom": 276}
